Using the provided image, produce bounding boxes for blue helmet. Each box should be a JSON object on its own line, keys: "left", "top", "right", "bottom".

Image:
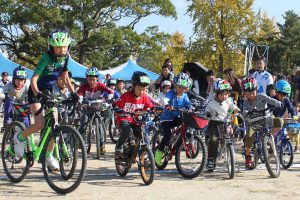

{"left": 275, "top": 80, "right": 291, "bottom": 96}
{"left": 13, "top": 66, "right": 27, "bottom": 79}
{"left": 86, "top": 66, "right": 100, "bottom": 77}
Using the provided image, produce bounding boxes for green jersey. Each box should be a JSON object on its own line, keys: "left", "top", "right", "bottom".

{"left": 34, "top": 52, "right": 68, "bottom": 90}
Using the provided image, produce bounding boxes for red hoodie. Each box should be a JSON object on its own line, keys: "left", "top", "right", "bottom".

{"left": 77, "top": 82, "right": 113, "bottom": 99}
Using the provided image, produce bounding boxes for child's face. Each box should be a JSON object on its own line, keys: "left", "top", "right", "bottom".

{"left": 277, "top": 93, "right": 287, "bottom": 101}
{"left": 14, "top": 78, "right": 25, "bottom": 89}
{"left": 163, "top": 86, "right": 171, "bottom": 94}
{"left": 269, "top": 89, "right": 276, "bottom": 97}
{"left": 175, "top": 85, "right": 187, "bottom": 95}
{"left": 53, "top": 46, "right": 68, "bottom": 56}
{"left": 117, "top": 82, "right": 124, "bottom": 90}
{"left": 57, "top": 77, "right": 66, "bottom": 89}
{"left": 109, "top": 85, "right": 116, "bottom": 90}
{"left": 217, "top": 91, "right": 229, "bottom": 102}
{"left": 134, "top": 85, "right": 148, "bottom": 97}
{"left": 87, "top": 76, "right": 98, "bottom": 87}
{"left": 245, "top": 90, "right": 257, "bottom": 100}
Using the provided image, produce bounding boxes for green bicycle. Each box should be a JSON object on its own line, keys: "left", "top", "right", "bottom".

{"left": 1, "top": 98, "right": 87, "bottom": 194}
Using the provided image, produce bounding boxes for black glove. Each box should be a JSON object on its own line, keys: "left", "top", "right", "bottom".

{"left": 71, "top": 92, "right": 80, "bottom": 101}
{"left": 36, "top": 92, "right": 51, "bottom": 104}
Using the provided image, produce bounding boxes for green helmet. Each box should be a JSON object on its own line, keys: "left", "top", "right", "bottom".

{"left": 48, "top": 30, "right": 72, "bottom": 47}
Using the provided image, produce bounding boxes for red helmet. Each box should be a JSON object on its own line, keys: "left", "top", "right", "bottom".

{"left": 242, "top": 77, "right": 257, "bottom": 91}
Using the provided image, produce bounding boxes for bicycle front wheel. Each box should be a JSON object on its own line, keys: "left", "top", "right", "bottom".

{"left": 41, "top": 125, "right": 87, "bottom": 194}
{"left": 263, "top": 134, "right": 280, "bottom": 178}
{"left": 109, "top": 119, "right": 120, "bottom": 144}
{"left": 139, "top": 146, "right": 155, "bottom": 185}
{"left": 225, "top": 144, "right": 235, "bottom": 179}
{"left": 1, "top": 121, "right": 30, "bottom": 183}
{"left": 280, "top": 140, "right": 294, "bottom": 169}
{"left": 175, "top": 136, "right": 207, "bottom": 179}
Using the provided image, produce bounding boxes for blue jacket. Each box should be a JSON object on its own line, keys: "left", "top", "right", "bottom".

{"left": 273, "top": 96, "right": 296, "bottom": 117}
{"left": 102, "top": 90, "right": 120, "bottom": 100}
{"left": 160, "top": 90, "right": 191, "bottom": 122}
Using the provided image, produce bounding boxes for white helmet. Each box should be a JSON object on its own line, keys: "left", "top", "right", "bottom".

{"left": 161, "top": 80, "right": 172, "bottom": 88}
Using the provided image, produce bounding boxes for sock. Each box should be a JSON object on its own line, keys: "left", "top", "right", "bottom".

{"left": 17, "top": 133, "right": 26, "bottom": 142}
{"left": 46, "top": 151, "right": 53, "bottom": 158}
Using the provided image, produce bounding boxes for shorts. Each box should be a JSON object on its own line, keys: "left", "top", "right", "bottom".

{"left": 28, "top": 87, "right": 52, "bottom": 105}
{"left": 273, "top": 117, "right": 284, "bottom": 128}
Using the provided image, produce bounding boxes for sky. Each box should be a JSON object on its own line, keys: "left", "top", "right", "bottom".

{"left": 128, "top": 0, "right": 300, "bottom": 39}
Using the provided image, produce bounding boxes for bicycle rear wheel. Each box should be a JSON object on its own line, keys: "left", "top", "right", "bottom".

{"left": 263, "top": 134, "right": 280, "bottom": 178}
{"left": 42, "top": 125, "right": 87, "bottom": 194}
{"left": 225, "top": 144, "right": 235, "bottom": 179}
{"left": 1, "top": 121, "right": 30, "bottom": 183}
{"left": 115, "top": 156, "right": 129, "bottom": 177}
{"left": 280, "top": 140, "right": 294, "bottom": 169}
{"left": 175, "top": 136, "right": 207, "bottom": 179}
{"left": 139, "top": 146, "right": 155, "bottom": 185}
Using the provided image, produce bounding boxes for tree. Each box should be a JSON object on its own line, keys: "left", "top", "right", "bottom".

{"left": 277, "top": 10, "right": 300, "bottom": 73}
{"left": 0, "top": 0, "right": 176, "bottom": 71}
{"left": 187, "top": 0, "right": 256, "bottom": 75}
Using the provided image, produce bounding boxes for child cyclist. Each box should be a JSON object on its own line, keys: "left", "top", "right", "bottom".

{"left": 154, "top": 72, "right": 192, "bottom": 166}
{"left": 204, "top": 79, "right": 239, "bottom": 170}
{"left": 13, "top": 29, "right": 78, "bottom": 171}
{"left": 272, "top": 80, "right": 298, "bottom": 135}
{"left": 241, "top": 77, "right": 281, "bottom": 169}
{"left": 114, "top": 71, "right": 154, "bottom": 157}
{"left": 155, "top": 80, "right": 172, "bottom": 106}
{"left": 3, "top": 66, "right": 29, "bottom": 127}
{"left": 102, "top": 79, "right": 121, "bottom": 100}
{"left": 77, "top": 67, "right": 114, "bottom": 154}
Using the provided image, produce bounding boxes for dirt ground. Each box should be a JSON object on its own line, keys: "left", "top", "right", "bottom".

{"left": 1, "top": 117, "right": 300, "bottom": 200}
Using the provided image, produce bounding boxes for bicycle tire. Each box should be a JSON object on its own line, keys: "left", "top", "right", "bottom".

{"left": 225, "top": 144, "right": 235, "bottom": 179}
{"left": 262, "top": 134, "right": 280, "bottom": 178}
{"left": 94, "top": 118, "right": 101, "bottom": 159}
{"left": 139, "top": 146, "right": 155, "bottom": 185}
{"left": 100, "top": 120, "right": 106, "bottom": 145}
{"left": 1, "top": 121, "right": 30, "bottom": 183}
{"left": 115, "top": 156, "right": 129, "bottom": 177}
{"left": 175, "top": 136, "right": 207, "bottom": 179}
{"left": 42, "top": 125, "right": 87, "bottom": 194}
{"left": 280, "top": 140, "right": 294, "bottom": 169}
{"left": 86, "top": 125, "right": 92, "bottom": 154}
{"left": 109, "top": 119, "right": 120, "bottom": 144}
{"left": 152, "top": 131, "right": 169, "bottom": 170}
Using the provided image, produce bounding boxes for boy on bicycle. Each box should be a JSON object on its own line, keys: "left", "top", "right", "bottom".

{"left": 241, "top": 77, "right": 281, "bottom": 169}
{"left": 115, "top": 71, "right": 154, "bottom": 157}
{"left": 154, "top": 72, "right": 192, "bottom": 166}
{"left": 205, "top": 79, "right": 239, "bottom": 170}
{"left": 3, "top": 66, "right": 29, "bottom": 127}
{"left": 14, "top": 29, "right": 78, "bottom": 171}
{"left": 77, "top": 66, "right": 114, "bottom": 155}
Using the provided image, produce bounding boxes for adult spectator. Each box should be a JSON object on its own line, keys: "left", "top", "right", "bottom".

{"left": 103, "top": 73, "right": 111, "bottom": 86}
{"left": 164, "top": 58, "right": 174, "bottom": 73}
{"left": 223, "top": 68, "right": 242, "bottom": 104}
{"left": 252, "top": 56, "right": 273, "bottom": 94}
{"left": 0, "top": 72, "right": 10, "bottom": 87}
{"left": 116, "top": 78, "right": 126, "bottom": 95}
{"left": 206, "top": 70, "right": 221, "bottom": 101}
{"left": 155, "top": 63, "right": 174, "bottom": 90}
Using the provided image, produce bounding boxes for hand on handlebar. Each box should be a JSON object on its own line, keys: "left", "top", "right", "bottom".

{"left": 71, "top": 92, "right": 80, "bottom": 102}
{"left": 37, "top": 92, "right": 52, "bottom": 104}
{"left": 165, "top": 105, "right": 173, "bottom": 110}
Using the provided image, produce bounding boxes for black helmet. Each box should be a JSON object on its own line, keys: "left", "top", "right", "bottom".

{"left": 131, "top": 71, "right": 150, "bottom": 87}
{"left": 108, "top": 79, "right": 117, "bottom": 86}
{"left": 116, "top": 78, "right": 125, "bottom": 83}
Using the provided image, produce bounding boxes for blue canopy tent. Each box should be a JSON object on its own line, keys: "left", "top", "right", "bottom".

{"left": 99, "top": 59, "right": 159, "bottom": 81}
{"left": 67, "top": 56, "right": 89, "bottom": 79}
{"left": 0, "top": 52, "right": 34, "bottom": 78}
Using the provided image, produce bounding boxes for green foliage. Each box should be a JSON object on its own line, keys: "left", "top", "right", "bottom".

{"left": 0, "top": 0, "right": 176, "bottom": 71}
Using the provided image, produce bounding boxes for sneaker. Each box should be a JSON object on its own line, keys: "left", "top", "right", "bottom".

{"left": 115, "top": 146, "right": 123, "bottom": 158}
{"left": 155, "top": 150, "right": 164, "bottom": 166}
{"left": 13, "top": 133, "right": 25, "bottom": 157}
{"left": 100, "top": 145, "right": 106, "bottom": 155}
{"left": 245, "top": 156, "right": 254, "bottom": 169}
{"left": 206, "top": 158, "right": 215, "bottom": 170}
{"left": 46, "top": 155, "right": 59, "bottom": 171}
